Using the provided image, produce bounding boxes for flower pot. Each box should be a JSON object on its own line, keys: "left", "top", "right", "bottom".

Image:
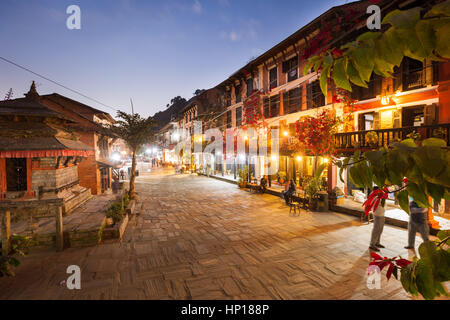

{"left": 238, "top": 182, "right": 247, "bottom": 189}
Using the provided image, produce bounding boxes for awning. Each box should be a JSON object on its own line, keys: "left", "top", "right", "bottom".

{"left": 0, "top": 149, "right": 93, "bottom": 158}
{"left": 97, "top": 159, "right": 115, "bottom": 168}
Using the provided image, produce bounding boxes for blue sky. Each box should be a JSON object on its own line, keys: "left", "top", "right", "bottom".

{"left": 0, "top": 0, "right": 349, "bottom": 117}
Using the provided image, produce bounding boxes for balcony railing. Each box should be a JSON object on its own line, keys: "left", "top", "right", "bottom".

{"left": 334, "top": 123, "right": 450, "bottom": 151}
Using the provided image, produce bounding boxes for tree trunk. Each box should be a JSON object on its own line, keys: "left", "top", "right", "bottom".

{"left": 129, "top": 149, "right": 137, "bottom": 199}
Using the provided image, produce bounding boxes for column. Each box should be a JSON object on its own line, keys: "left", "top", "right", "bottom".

{"left": 1, "top": 210, "right": 11, "bottom": 256}
{"left": 55, "top": 206, "right": 64, "bottom": 251}
{"left": 0, "top": 158, "right": 5, "bottom": 200}
{"left": 25, "top": 157, "right": 34, "bottom": 199}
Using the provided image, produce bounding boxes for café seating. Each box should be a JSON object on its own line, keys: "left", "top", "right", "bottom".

{"left": 288, "top": 195, "right": 301, "bottom": 215}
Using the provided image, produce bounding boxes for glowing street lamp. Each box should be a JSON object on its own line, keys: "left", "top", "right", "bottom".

{"left": 111, "top": 153, "right": 121, "bottom": 161}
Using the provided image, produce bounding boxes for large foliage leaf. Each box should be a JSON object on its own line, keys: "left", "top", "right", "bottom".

{"left": 435, "top": 21, "right": 450, "bottom": 58}
{"left": 424, "top": 0, "right": 450, "bottom": 18}
{"left": 396, "top": 190, "right": 410, "bottom": 214}
{"left": 332, "top": 58, "right": 352, "bottom": 91}
{"left": 382, "top": 7, "right": 422, "bottom": 29}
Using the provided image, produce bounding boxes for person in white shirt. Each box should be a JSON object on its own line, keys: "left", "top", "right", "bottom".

{"left": 369, "top": 187, "right": 386, "bottom": 252}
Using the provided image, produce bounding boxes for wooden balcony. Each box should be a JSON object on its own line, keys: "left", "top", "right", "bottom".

{"left": 334, "top": 123, "right": 450, "bottom": 154}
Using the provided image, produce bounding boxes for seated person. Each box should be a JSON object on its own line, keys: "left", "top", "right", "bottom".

{"left": 282, "top": 179, "right": 296, "bottom": 205}
{"left": 260, "top": 176, "right": 267, "bottom": 193}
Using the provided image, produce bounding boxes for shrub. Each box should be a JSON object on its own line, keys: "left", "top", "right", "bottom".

{"left": 106, "top": 201, "right": 124, "bottom": 224}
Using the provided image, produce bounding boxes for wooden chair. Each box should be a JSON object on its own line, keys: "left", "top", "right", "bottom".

{"left": 288, "top": 195, "right": 301, "bottom": 215}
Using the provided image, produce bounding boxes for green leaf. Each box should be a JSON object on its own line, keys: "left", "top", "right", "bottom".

{"left": 416, "top": 259, "right": 437, "bottom": 300}
{"left": 412, "top": 146, "right": 446, "bottom": 179}
{"left": 339, "top": 158, "right": 349, "bottom": 183}
{"left": 437, "top": 230, "right": 450, "bottom": 242}
{"left": 347, "top": 60, "right": 368, "bottom": 88}
{"left": 401, "top": 262, "right": 419, "bottom": 295}
{"left": 320, "top": 64, "right": 330, "bottom": 97}
{"left": 396, "top": 190, "right": 410, "bottom": 214}
{"left": 422, "top": 138, "right": 447, "bottom": 147}
{"left": 349, "top": 46, "right": 374, "bottom": 82}
{"left": 408, "top": 182, "right": 431, "bottom": 208}
{"left": 332, "top": 58, "right": 352, "bottom": 91}
{"left": 382, "top": 8, "right": 421, "bottom": 29}
{"left": 399, "top": 139, "right": 418, "bottom": 148}
{"left": 303, "top": 55, "right": 320, "bottom": 76}
{"left": 416, "top": 19, "right": 437, "bottom": 59}
{"left": 7, "top": 257, "right": 20, "bottom": 267}
{"left": 378, "top": 28, "right": 406, "bottom": 67}
{"left": 357, "top": 31, "right": 382, "bottom": 42}
{"left": 424, "top": 0, "right": 450, "bottom": 18}
{"left": 435, "top": 21, "right": 450, "bottom": 59}
{"left": 426, "top": 182, "right": 445, "bottom": 205}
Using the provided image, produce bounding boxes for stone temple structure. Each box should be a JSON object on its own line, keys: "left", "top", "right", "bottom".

{"left": 0, "top": 82, "right": 93, "bottom": 219}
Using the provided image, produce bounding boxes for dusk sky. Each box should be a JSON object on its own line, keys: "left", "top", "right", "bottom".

{"left": 0, "top": 0, "right": 349, "bottom": 117}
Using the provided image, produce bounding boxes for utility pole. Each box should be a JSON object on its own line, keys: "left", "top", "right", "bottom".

{"left": 130, "top": 98, "right": 134, "bottom": 115}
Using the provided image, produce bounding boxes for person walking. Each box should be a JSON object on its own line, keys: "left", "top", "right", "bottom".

{"left": 369, "top": 192, "right": 386, "bottom": 252}
{"left": 404, "top": 200, "right": 430, "bottom": 249}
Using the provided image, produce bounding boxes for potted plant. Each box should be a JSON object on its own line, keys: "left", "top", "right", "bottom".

{"left": 305, "top": 163, "right": 327, "bottom": 210}
{"left": 365, "top": 131, "right": 379, "bottom": 147}
{"left": 277, "top": 171, "right": 287, "bottom": 184}
{"left": 237, "top": 166, "right": 249, "bottom": 188}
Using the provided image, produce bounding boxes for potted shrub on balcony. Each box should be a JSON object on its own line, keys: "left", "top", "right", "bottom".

{"left": 365, "top": 131, "right": 379, "bottom": 148}
{"left": 237, "top": 166, "right": 249, "bottom": 188}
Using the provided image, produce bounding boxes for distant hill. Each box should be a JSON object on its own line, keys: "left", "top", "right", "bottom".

{"left": 152, "top": 96, "right": 188, "bottom": 130}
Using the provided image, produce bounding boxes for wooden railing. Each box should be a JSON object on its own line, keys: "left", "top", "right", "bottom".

{"left": 334, "top": 123, "right": 450, "bottom": 151}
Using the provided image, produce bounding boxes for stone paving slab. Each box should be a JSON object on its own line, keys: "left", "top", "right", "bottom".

{"left": 0, "top": 167, "right": 445, "bottom": 300}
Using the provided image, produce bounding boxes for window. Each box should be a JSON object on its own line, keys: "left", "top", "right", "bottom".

{"left": 226, "top": 110, "right": 232, "bottom": 128}
{"left": 236, "top": 107, "right": 242, "bottom": 127}
{"left": 263, "top": 97, "right": 270, "bottom": 118}
{"left": 395, "top": 57, "right": 426, "bottom": 92}
{"left": 235, "top": 85, "right": 242, "bottom": 103}
{"left": 269, "top": 94, "right": 280, "bottom": 118}
{"left": 246, "top": 78, "right": 254, "bottom": 97}
{"left": 269, "top": 67, "right": 278, "bottom": 90}
{"left": 358, "top": 112, "right": 375, "bottom": 131}
{"left": 283, "top": 87, "right": 302, "bottom": 114}
{"left": 282, "top": 56, "right": 298, "bottom": 82}
{"left": 352, "top": 74, "right": 382, "bottom": 100}
{"left": 306, "top": 80, "right": 325, "bottom": 109}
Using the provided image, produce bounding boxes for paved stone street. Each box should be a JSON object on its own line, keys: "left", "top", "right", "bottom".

{"left": 0, "top": 167, "right": 426, "bottom": 299}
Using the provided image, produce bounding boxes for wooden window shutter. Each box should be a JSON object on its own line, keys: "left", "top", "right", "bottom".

{"left": 392, "top": 109, "right": 401, "bottom": 128}
{"left": 306, "top": 83, "right": 312, "bottom": 109}
{"left": 424, "top": 104, "right": 438, "bottom": 125}
{"left": 358, "top": 114, "right": 365, "bottom": 131}
{"left": 282, "top": 61, "right": 288, "bottom": 73}
{"left": 373, "top": 112, "right": 380, "bottom": 130}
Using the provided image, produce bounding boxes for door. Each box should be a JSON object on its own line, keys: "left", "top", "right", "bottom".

{"left": 6, "top": 158, "right": 27, "bottom": 191}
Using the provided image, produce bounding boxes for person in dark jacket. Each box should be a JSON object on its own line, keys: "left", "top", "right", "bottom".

{"left": 282, "top": 179, "right": 296, "bottom": 205}
{"left": 259, "top": 176, "right": 267, "bottom": 193}
{"left": 405, "top": 200, "right": 430, "bottom": 249}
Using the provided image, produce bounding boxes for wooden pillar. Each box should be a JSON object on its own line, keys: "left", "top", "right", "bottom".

{"left": 25, "top": 157, "right": 34, "bottom": 199}
{"left": 327, "top": 163, "right": 336, "bottom": 194}
{"left": 0, "top": 158, "right": 6, "bottom": 199}
{"left": 279, "top": 91, "right": 284, "bottom": 116}
{"left": 55, "top": 206, "right": 64, "bottom": 251}
{"left": 1, "top": 210, "right": 11, "bottom": 256}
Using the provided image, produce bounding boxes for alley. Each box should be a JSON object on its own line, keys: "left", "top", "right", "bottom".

{"left": 0, "top": 168, "right": 419, "bottom": 299}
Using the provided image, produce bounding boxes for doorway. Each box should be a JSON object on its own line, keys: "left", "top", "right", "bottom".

{"left": 6, "top": 158, "right": 27, "bottom": 191}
